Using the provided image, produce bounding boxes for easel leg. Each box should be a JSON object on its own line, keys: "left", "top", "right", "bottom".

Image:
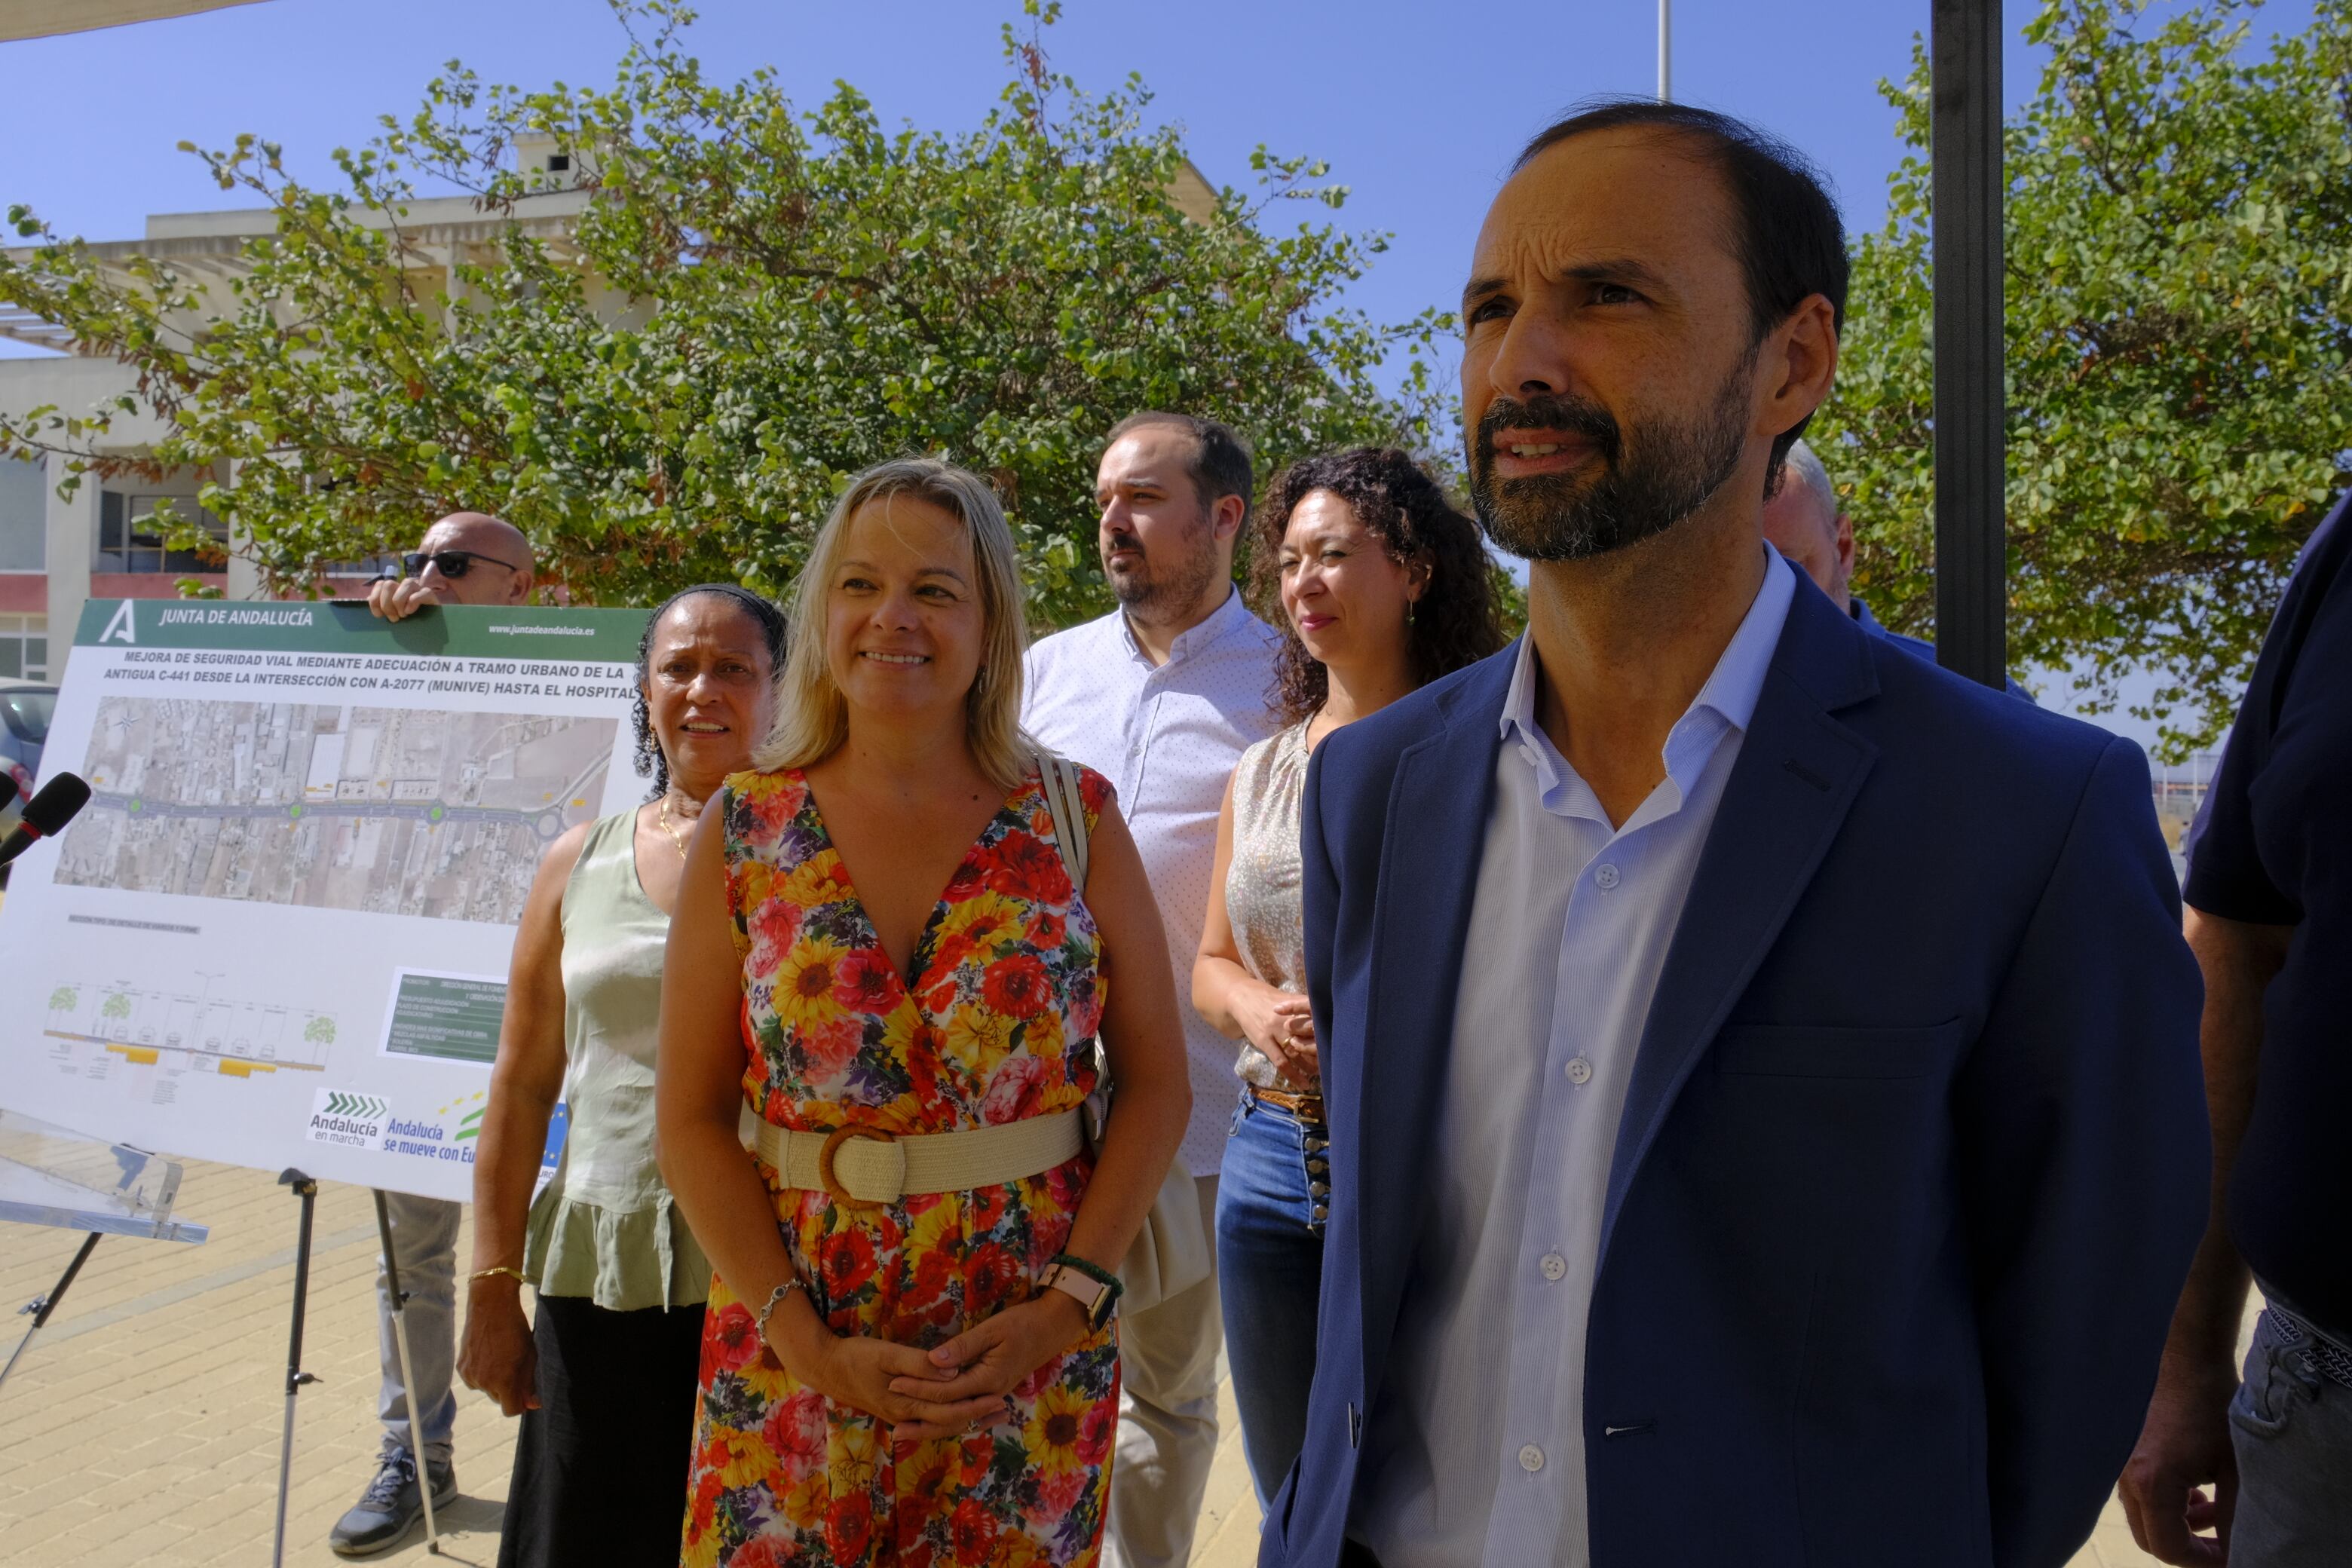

{"left": 272, "top": 1169, "right": 320, "bottom": 1568}
{"left": 372, "top": 1190, "right": 443, "bottom": 1555}
{"left": 0, "top": 1231, "right": 102, "bottom": 1401}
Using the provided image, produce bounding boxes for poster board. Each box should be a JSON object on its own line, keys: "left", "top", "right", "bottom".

{"left": 0, "top": 599, "right": 651, "bottom": 1200}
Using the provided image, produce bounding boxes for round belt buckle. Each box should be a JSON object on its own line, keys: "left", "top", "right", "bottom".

{"left": 819, "top": 1125, "right": 895, "bottom": 1212}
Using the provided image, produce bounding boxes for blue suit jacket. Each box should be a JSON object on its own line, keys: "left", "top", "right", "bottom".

{"left": 1266, "top": 579, "right": 2207, "bottom": 1568}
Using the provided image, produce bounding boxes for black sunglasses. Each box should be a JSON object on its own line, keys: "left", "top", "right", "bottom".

{"left": 402, "top": 549, "right": 523, "bottom": 582}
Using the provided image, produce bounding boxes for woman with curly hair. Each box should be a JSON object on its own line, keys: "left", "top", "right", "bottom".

{"left": 459, "top": 583, "right": 788, "bottom": 1568}
{"left": 656, "top": 458, "right": 1191, "bottom": 1566}
{"left": 1193, "top": 446, "right": 1505, "bottom": 1502}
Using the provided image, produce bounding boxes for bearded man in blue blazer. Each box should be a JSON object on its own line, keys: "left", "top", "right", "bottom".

{"left": 1265, "top": 100, "right": 2209, "bottom": 1568}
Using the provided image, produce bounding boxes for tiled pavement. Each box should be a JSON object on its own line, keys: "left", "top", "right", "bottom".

{"left": 1, "top": 1163, "right": 515, "bottom": 1566}
{"left": 0, "top": 1158, "right": 2237, "bottom": 1566}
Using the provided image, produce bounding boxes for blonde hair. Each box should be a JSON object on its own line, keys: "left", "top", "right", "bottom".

{"left": 754, "top": 457, "right": 1036, "bottom": 790}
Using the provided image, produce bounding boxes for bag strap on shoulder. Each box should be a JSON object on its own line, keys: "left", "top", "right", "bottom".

{"left": 1034, "top": 749, "right": 1110, "bottom": 1098}
{"left": 1034, "top": 749, "right": 1091, "bottom": 892}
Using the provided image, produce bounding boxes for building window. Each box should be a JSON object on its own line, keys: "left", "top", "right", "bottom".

{"left": 547, "top": 154, "right": 571, "bottom": 173}
{"left": 0, "top": 455, "right": 44, "bottom": 572}
{"left": 96, "top": 492, "right": 228, "bottom": 574}
{"left": 0, "top": 614, "right": 47, "bottom": 681}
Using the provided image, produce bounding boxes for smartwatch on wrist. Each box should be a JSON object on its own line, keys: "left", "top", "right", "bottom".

{"left": 1040, "top": 1254, "right": 1122, "bottom": 1331}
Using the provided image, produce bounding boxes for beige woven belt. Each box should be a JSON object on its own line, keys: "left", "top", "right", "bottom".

{"left": 750, "top": 1109, "right": 1084, "bottom": 1211}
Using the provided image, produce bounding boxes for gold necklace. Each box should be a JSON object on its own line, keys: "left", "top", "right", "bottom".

{"left": 656, "top": 794, "right": 692, "bottom": 860}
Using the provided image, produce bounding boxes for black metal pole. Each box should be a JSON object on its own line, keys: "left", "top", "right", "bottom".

{"left": 1931, "top": 0, "right": 2008, "bottom": 688}
{"left": 0, "top": 1231, "right": 103, "bottom": 1398}
{"left": 273, "top": 1168, "right": 320, "bottom": 1568}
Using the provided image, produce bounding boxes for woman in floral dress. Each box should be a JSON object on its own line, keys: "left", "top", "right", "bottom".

{"left": 657, "top": 458, "right": 1192, "bottom": 1566}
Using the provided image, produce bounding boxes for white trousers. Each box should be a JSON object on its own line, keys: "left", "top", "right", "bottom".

{"left": 1105, "top": 1172, "right": 1223, "bottom": 1568}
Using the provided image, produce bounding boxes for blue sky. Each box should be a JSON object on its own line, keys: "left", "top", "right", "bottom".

{"left": 0, "top": 0, "right": 2319, "bottom": 744}
{"left": 3, "top": 0, "right": 2059, "bottom": 335}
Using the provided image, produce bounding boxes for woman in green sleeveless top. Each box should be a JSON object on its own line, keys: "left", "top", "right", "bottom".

{"left": 456, "top": 584, "right": 787, "bottom": 1568}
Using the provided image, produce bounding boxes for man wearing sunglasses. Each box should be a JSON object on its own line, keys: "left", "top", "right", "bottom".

{"left": 332, "top": 510, "right": 535, "bottom": 1557}
{"left": 363, "top": 510, "right": 536, "bottom": 623}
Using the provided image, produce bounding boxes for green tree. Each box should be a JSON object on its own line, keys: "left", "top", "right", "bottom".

{"left": 1815, "top": 0, "right": 2352, "bottom": 755}
{"left": 304, "top": 1015, "right": 336, "bottom": 1046}
{"left": 0, "top": 2, "right": 1448, "bottom": 627}
{"left": 47, "top": 986, "right": 78, "bottom": 1012}
{"left": 100, "top": 992, "right": 131, "bottom": 1021}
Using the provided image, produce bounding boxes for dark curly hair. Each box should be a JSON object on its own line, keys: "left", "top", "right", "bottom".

{"left": 632, "top": 583, "right": 789, "bottom": 800}
{"left": 1248, "top": 448, "right": 1506, "bottom": 726}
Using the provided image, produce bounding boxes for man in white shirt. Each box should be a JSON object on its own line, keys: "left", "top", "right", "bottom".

{"left": 1268, "top": 101, "right": 2204, "bottom": 1568}
{"left": 1025, "top": 411, "right": 1282, "bottom": 1568}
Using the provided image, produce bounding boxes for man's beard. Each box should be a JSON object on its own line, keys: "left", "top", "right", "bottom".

{"left": 1106, "top": 518, "right": 1220, "bottom": 620}
{"left": 1469, "top": 359, "right": 1753, "bottom": 563}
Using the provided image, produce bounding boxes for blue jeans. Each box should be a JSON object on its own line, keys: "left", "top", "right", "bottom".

{"left": 1215, "top": 1087, "right": 1328, "bottom": 1505}
{"left": 2229, "top": 1293, "right": 2352, "bottom": 1566}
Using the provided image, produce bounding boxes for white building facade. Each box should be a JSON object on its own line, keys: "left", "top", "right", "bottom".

{"left": 0, "top": 139, "right": 608, "bottom": 675}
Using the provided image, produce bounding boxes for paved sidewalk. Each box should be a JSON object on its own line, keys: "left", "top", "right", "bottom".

{"left": 1, "top": 1162, "right": 513, "bottom": 1566}
{"left": 0, "top": 1157, "right": 2231, "bottom": 1566}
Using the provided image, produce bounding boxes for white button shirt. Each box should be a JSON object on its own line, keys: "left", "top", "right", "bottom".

{"left": 1355, "top": 550, "right": 1796, "bottom": 1567}
{"left": 1023, "top": 586, "right": 1282, "bottom": 1176}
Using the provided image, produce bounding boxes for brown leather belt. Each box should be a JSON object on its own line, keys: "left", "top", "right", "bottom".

{"left": 1247, "top": 1083, "right": 1325, "bottom": 1119}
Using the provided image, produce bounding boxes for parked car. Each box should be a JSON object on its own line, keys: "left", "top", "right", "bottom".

{"left": 0, "top": 679, "right": 57, "bottom": 840}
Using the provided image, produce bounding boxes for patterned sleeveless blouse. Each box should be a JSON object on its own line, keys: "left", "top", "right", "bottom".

{"left": 679, "top": 763, "right": 1120, "bottom": 1568}
{"left": 1224, "top": 721, "right": 1312, "bottom": 1089}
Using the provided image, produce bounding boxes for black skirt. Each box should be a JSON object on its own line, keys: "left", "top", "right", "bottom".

{"left": 496, "top": 1293, "right": 706, "bottom": 1568}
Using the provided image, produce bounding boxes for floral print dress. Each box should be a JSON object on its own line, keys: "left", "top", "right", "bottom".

{"left": 681, "top": 764, "right": 1119, "bottom": 1568}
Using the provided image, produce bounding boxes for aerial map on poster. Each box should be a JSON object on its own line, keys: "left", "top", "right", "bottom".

{"left": 60, "top": 700, "right": 613, "bottom": 920}
{"left": 0, "top": 599, "right": 652, "bottom": 1200}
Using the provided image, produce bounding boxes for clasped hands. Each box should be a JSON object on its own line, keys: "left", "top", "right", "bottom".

{"left": 1239, "top": 986, "right": 1318, "bottom": 1089}
{"left": 771, "top": 1285, "right": 1092, "bottom": 1442}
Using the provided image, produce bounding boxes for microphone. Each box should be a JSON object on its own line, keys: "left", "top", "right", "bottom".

{"left": 0, "top": 775, "right": 16, "bottom": 814}
{"left": 0, "top": 773, "right": 93, "bottom": 867}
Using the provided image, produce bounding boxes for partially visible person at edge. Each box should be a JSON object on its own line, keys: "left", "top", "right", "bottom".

{"left": 1759, "top": 436, "right": 2029, "bottom": 698}
{"left": 656, "top": 458, "right": 1192, "bottom": 1566}
{"left": 455, "top": 585, "right": 786, "bottom": 1567}
{"left": 363, "top": 510, "right": 536, "bottom": 623}
{"left": 1193, "top": 448, "right": 1504, "bottom": 1505}
{"left": 2121, "top": 487, "right": 2352, "bottom": 1568}
{"left": 1023, "top": 411, "right": 1283, "bottom": 1568}
{"left": 1268, "top": 100, "right": 2207, "bottom": 1568}
{"left": 332, "top": 509, "right": 536, "bottom": 1558}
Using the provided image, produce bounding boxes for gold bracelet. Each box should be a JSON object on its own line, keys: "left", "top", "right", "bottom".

{"left": 469, "top": 1266, "right": 527, "bottom": 1286}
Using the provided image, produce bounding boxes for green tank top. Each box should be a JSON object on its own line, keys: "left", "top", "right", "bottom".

{"left": 521, "top": 807, "right": 709, "bottom": 1310}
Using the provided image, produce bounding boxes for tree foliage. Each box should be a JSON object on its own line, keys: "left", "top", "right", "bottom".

{"left": 0, "top": 2, "right": 1450, "bottom": 626}
{"left": 1816, "top": 0, "right": 2352, "bottom": 756}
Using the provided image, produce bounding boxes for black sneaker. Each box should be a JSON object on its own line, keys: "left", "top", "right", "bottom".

{"left": 328, "top": 1448, "right": 456, "bottom": 1558}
